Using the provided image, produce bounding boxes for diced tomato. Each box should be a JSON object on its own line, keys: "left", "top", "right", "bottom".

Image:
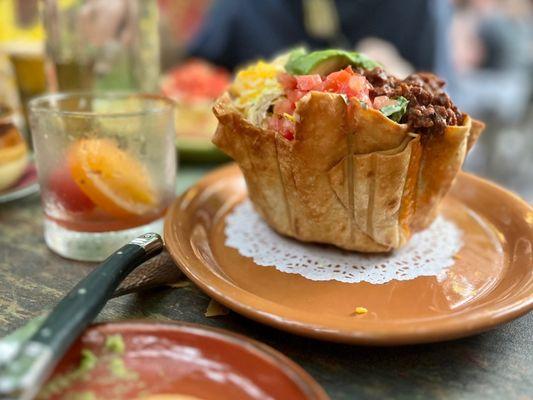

{"left": 323, "top": 66, "right": 370, "bottom": 100}
{"left": 373, "top": 95, "right": 396, "bottom": 109}
{"left": 273, "top": 98, "right": 295, "bottom": 115}
{"left": 283, "top": 131, "right": 294, "bottom": 140}
{"left": 267, "top": 116, "right": 281, "bottom": 131}
{"left": 48, "top": 166, "right": 94, "bottom": 213}
{"left": 286, "top": 89, "right": 307, "bottom": 103}
{"left": 267, "top": 116, "right": 295, "bottom": 140}
{"left": 277, "top": 72, "right": 297, "bottom": 90}
{"left": 270, "top": 66, "right": 375, "bottom": 139}
{"left": 323, "top": 69, "right": 350, "bottom": 93}
{"left": 281, "top": 118, "right": 295, "bottom": 140}
{"left": 295, "top": 74, "right": 323, "bottom": 91}
{"left": 348, "top": 75, "right": 367, "bottom": 93}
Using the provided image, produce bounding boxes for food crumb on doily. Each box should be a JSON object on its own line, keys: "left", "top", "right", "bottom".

{"left": 353, "top": 307, "right": 368, "bottom": 315}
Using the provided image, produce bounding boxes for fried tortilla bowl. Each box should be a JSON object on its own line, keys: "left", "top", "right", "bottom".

{"left": 213, "top": 91, "right": 484, "bottom": 252}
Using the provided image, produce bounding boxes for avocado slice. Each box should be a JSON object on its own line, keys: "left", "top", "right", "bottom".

{"left": 285, "top": 49, "right": 379, "bottom": 75}
{"left": 285, "top": 47, "right": 308, "bottom": 67}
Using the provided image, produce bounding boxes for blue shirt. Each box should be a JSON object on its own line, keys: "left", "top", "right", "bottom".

{"left": 188, "top": 0, "right": 454, "bottom": 79}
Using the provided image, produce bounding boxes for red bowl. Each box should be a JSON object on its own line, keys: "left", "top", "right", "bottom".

{"left": 40, "top": 321, "right": 329, "bottom": 400}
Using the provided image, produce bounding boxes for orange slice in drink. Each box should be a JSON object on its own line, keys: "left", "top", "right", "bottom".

{"left": 68, "top": 138, "right": 158, "bottom": 218}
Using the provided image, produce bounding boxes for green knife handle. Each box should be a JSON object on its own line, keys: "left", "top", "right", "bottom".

{"left": 0, "top": 233, "right": 163, "bottom": 400}
{"left": 33, "top": 233, "right": 162, "bottom": 350}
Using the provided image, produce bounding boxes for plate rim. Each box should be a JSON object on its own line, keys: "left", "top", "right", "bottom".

{"left": 164, "top": 163, "right": 533, "bottom": 345}
{"left": 176, "top": 137, "right": 229, "bottom": 161}
{"left": 0, "top": 162, "right": 39, "bottom": 204}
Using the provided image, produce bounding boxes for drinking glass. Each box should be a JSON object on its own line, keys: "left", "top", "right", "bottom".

{"left": 0, "top": 0, "right": 47, "bottom": 130}
{"left": 29, "top": 93, "right": 176, "bottom": 261}
{"left": 42, "top": 0, "right": 160, "bottom": 92}
{"left": 7, "top": 44, "right": 47, "bottom": 127}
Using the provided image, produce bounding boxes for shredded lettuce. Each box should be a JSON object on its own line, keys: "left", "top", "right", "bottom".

{"left": 380, "top": 96, "right": 409, "bottom": 122}
{"left": 246, "top": 89, "right": 283, "bottom": 126}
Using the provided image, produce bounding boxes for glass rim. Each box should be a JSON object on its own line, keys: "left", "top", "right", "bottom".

{"left": 28, "top": 91, "right": 176, "bottom": 118}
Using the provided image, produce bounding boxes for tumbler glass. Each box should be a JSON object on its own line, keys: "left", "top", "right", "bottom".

{"left": 42, "top": 0, "right": 160, "bottom": 92}
{"left": 29, "top": 93, "right": 176, "bottom": 261}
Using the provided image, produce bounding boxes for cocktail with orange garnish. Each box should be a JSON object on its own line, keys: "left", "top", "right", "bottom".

{"left": 29, "top": 93, "right": 176, "bottom": 261}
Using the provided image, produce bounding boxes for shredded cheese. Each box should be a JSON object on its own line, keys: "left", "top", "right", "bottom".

{"left": 231, "top": 61, "right": 283, "bottom": 108}
{"left": 283, "top": 113, "right": 296, "bottom": 122}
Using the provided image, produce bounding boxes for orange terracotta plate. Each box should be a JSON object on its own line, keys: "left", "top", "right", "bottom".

{"left": 164, "top": 164, "right": 533, "bottom": 345}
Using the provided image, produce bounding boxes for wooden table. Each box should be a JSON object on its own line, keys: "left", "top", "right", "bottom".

{"left": 1, "top": 162, "right": 531, "bottom": 400}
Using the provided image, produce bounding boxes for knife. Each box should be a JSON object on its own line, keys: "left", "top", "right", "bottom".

{"left": 0, "top": 233, "right": 163, "bottom": 400}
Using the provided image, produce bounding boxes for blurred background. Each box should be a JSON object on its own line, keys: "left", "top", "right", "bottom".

{"left": 0, "top": 0, "right": 531, "bottom": 201}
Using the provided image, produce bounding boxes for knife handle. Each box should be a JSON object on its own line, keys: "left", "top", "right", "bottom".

{"left": 0, "top": 233, "right": 163, "bottom": 400}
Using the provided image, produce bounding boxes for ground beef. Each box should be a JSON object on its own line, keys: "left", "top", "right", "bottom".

{"left": 361, "top": 67, "right": 464, "bottom": 135}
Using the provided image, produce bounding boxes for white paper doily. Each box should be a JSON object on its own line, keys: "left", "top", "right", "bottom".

{"left": 225, "top": 201, "right": 463, "bottom": 284}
